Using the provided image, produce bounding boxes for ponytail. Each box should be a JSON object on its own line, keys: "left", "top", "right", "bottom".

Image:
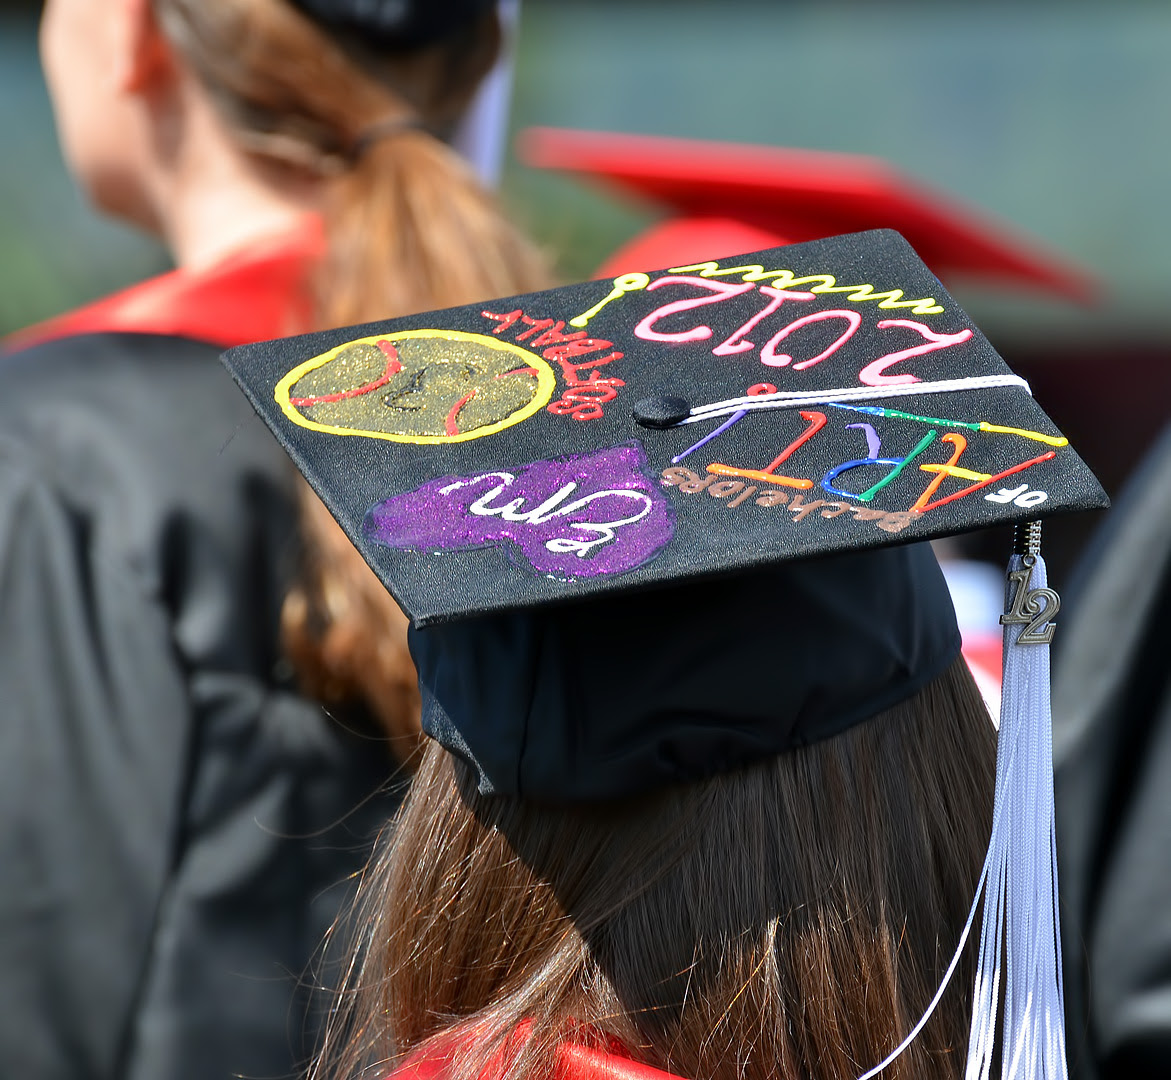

{"left": 156, "top": 0, "right": 553, "bottom": 752}
{"left": 322, "top": 128, "right": 549, "bottom": 326}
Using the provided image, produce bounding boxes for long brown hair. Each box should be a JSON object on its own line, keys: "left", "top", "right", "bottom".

{"left": 316, "top": 656, "right": 996, "bottom": 1080}
{"left": 156, "top": 0, "right": 552, "bottom": 749}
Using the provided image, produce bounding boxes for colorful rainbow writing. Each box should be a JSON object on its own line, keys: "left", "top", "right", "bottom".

{"left": 666, "top": 399, "right": 1061, "bottom": 523}
{"left": 668, "top": 261, "right": 945, "bottom": 316}
{"left": 482, "top": 307, "right": 626, "bottom": 421}
{"left": 625, "top": 275, "right": 966, "bottom": 380}
{"left": 662, "top": 468, "right": 915, "bottom": 534}
{"left": 826, "top": 403, "right": 1069, "bottom": 447}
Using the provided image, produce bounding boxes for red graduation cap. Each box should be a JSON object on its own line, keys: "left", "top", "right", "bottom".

{"left": 516, "top": 127, "right": 1097, "bottom": 303}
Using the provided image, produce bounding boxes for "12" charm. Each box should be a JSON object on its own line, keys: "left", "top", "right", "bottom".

{"left": 1000, "top": 553, "right": 1061, "bottom": 645}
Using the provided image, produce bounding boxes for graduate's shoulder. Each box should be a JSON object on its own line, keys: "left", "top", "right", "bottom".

{"left": 0, "top": 330, "right": 297, "bottom": 568}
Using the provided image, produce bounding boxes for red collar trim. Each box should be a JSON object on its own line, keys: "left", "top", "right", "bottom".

{"left": 6, "top": 218, "right": 326, "bottom": 352}
{"left": 393, "top": 1037, "right": 688, "bottom": 1080}
{"left": 555, "top": 1042, "right": 687, "bottom": 1080}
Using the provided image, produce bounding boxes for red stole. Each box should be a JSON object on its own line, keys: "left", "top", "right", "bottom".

{"left": 6, "top": 218, "right": 325, "bottom": 351}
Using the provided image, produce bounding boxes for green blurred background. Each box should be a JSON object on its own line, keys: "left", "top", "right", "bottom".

{"left": 2, "top": 0, "right": 1169, "bottom": 572}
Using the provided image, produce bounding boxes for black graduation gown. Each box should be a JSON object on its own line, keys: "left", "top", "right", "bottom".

{"left": 0, "top": 331, "right": 402, "bottom": 1079}
{"left": 1053, "top": 421, "right": 1171, "bottom": 1080}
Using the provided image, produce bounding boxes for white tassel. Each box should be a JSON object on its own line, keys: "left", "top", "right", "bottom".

{"left": 965, "top": 544, "right": 1068, "bottom": 1080}
{"left": 856, "top": 531, "right": 1068, "bottom": 1080}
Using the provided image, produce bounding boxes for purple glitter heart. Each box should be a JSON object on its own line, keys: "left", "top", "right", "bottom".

{"left": 364, "top": 443, "right": 674, "bottom": 578}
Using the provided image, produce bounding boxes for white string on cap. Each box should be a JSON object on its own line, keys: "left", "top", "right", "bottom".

{"left": 682, "top": 373, "right": 1033, "bottom": 425}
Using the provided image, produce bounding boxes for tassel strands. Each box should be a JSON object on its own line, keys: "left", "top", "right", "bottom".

{"left": 965, "top": 522, "right": 1068, "bottom": 1080}
{"left": 855, "top": 522, "right": 1069, "bottom": 1080}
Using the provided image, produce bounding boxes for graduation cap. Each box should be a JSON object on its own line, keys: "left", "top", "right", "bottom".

{"left": 291, "top": 0, "right": 495, "bottom": 47}
{"left": 225, "top": 228, "right": 1104, "bottom": 1080}
{"left": 517, "top": 127, "right": 1098, "bottom": 303}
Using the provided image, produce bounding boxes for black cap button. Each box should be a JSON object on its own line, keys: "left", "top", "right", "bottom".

{"left": 633, "top": 395, "right": 691, "bottom": 429}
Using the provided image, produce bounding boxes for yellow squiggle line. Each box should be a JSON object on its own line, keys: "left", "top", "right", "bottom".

{"left": 669, "top": 261, "right": 945, "bottom": 316}
{"left": 669, "top": 262, "right": 794, "bottom": 284}
{"left": 979, "top": 422, "right": 1068, "bottom": 447}
{"left": 919, "top": 463, "right": 992, "bottom": 482}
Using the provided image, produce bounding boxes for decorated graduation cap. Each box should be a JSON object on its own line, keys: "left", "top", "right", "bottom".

{"left": 518, "top": 127, "right": 1098, "bottom": 302}
{"left": 225, "top": 228, "right": 1103, "bottom": 1080}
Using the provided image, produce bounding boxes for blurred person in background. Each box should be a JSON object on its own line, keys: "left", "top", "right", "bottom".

{"left": 1053, "top": 418, "right": 1171, "bottom": 1080}
{"left": 0, "top": 0, "right": 547, "bottom": 1077}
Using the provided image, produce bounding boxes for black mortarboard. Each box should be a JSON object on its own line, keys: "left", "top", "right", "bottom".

{"left": 224, "top": 228, "right": 1103, "bottom": 1080}
{"left": 226, "top": 228, "right": 1101, "bottom": 633}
